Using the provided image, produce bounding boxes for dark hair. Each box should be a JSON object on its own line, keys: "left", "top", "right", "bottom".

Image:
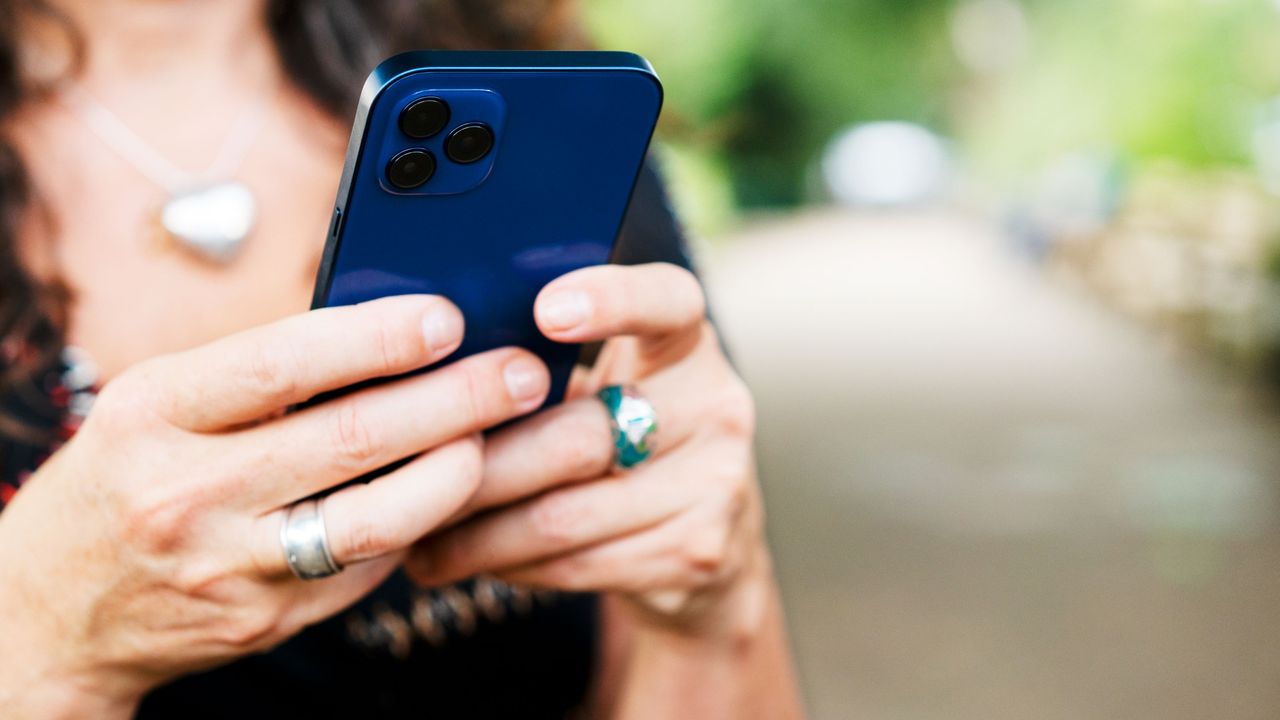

{"left": 0, "top": 0, "right": 581, "bottom": 439}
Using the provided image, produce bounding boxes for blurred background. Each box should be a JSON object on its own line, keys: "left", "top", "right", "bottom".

{"left": 582, "top": 0, "right": 1280, "bottom": 718}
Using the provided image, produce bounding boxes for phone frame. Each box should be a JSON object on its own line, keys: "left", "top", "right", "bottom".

{"left": 310, "top": 50, "right": 662, "bottom": 310}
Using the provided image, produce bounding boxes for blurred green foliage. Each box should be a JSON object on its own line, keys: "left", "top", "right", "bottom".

{"left": 584, "top": 0, "right": 956, "bottom": 226}
{"left": 964, "top": 0, "right": 1280, "bottom": 184}
{"left": 583, "top": 0, "right": 1280, "bottom": 232}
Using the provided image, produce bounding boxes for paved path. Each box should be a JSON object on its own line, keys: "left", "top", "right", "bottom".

{"left": 703, "top": 210, "right": 1280, "bottom": 720}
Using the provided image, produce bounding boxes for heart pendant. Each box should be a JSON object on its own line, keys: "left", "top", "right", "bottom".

{"left": 160, "top": 182, "right": 257, "bottom": 263}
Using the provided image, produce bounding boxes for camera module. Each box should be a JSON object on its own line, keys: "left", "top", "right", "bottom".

{"left": 445, "top": 123, "right": 495, "bottom": 164}
{"left": 399, "top": 97, "right": 450, "bottom": 139}
{"left": 386, "top": 148, "right": 436, "bottom": 189}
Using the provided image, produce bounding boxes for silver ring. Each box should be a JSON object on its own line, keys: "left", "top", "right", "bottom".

{"left": 280, "top": 497, "right": 343, "bottom": 580}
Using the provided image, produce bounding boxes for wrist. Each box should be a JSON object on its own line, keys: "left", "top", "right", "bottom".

{"left": 0, "top": 590, "right": 141, "bottom": 720}
{"left": 627, "top": 545, "right": 777, "bottom": 651}
{"left": 608, "top": 549, "right": 804, "bottom": 720}
{"left": 0, "top": 674, "right": 138, "bottom": 720}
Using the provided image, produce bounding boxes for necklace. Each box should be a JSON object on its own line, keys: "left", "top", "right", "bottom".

{"left": 59, "top": 86, "right": 269, "bottom": 264}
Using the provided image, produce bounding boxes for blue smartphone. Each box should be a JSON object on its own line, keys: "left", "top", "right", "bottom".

{"left": 311, "top": 51, "right": 663, "bottom": 407}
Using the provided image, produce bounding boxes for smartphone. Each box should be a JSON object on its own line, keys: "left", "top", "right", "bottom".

{"left": 311, "top": 51, "right": 663, "bottom": 407}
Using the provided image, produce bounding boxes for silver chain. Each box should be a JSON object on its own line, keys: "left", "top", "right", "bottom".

{"left": 59, "top": 86, "right": 270, "bottom": 193}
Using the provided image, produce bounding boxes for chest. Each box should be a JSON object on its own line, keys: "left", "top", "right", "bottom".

{"left": 12, "top": 97, "right": 346, "bottom": 380}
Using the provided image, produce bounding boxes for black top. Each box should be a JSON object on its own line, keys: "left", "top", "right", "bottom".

{"left": 0, "top": 160, "right": 693, "bottom": 719}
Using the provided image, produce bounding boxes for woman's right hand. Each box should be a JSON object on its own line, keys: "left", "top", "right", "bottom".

{"left": 0, "top": 295, "right": 550, "bottom": 719}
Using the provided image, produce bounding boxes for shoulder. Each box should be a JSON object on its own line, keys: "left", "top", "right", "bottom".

{"left": 615, "top": 155, "right": 697, "bottom": 273}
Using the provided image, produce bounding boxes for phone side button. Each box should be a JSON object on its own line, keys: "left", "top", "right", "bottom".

{"left": 329, "top": 207, "right": 343, "bottom": 239}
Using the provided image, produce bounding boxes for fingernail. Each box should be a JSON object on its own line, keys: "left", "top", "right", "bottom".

{"left": 422, "top": 308, "right": 462, "bottom": 358}
{"left": 503, "top": 357, "right": 548, "bottom": 405}
{"left": 539, "top": 291, "right": 592, "bottom": 332}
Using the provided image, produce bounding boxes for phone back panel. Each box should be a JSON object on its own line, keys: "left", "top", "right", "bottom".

{"left": 313, "top": 52, "right": 663, "bottom": 405}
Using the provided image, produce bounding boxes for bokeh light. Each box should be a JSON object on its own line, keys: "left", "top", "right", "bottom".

{"left": 584, "top": 0, "right": 1280, "bottom": 717}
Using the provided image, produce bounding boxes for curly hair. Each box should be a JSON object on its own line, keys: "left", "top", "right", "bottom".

{"left": 0, "top": 0, "right": 582, "bottom": 440}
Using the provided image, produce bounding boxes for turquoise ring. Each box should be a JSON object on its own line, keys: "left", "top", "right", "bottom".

{"left": 598, "top": 385, "right": 657, "bottom": 471}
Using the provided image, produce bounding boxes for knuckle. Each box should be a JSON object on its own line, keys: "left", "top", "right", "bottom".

{"left": 556, "top": 410, "right": 612, "bottom": 477}
{"left": 670, "top": 265, "right": 708, "bottom": 315}
{"left": 638, "top": 262, "right": 707, "bottom": 319}
{"left": 429, "top": 438, "right": 486, "bottom": 516}
{"left": 455, "top": 360, "right": 493, "bottom": 423}
{"left": 170, "top": 557, "right": 233, "bottom": 598}
{"left": 370, "top": 316, "right": 418, "bottom": 375}
{"left": 683, "top": 529, "right": 731, "bottom": 579}
{"left": 120, "top": 489, "right": 200, "bottom": 554}
{"left": 451, "top": 437, "right": 485, "bottom": 492}
{"left": 529, "top": 493, "right": 589, "bottom": 546}
{"left": 327, "top": 402, "right": 380, "bottom": 471}
{"left": 243, "top": 340, "right": 300, "bottom": 406}
{"left": 704, "top": 449, "right": 757, "bottom": 533}
{"left": 608, "top": 270, "right": 640, "bottom": 318}
{"left": 335, "top": 514, "right": 395, "bottom": 562}
{"left": 714, "top": 378, "right": 757, "bottom": 439}
{"left": 215, "top": 604, "right": 285, "bottom": 652}
{"left": 91, "top": 371, "right": 159, "bottom": 432}
{"left": 726, "top": 473, "right": 754, "bottom": 521}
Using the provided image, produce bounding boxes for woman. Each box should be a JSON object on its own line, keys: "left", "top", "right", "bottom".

{"left": 0, "top": 1, "right": 803, "bottom": 717}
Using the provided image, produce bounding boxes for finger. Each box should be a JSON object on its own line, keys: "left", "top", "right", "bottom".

{"left": 494, "top": 506, "right": 760, "bottom": 628}
{"left": 239, "top": 347, "right": 548, "bottom": 510}
{"left": 463, "top": 398, "right": 614, "bottom": 514}
{"left": 405, "top": 444, "right": 708, "bottom": 586}
{"left": 463, "top": 351, "right": 715, "bottom": 514}
{"left": 535, "top": 263, "right": 705, "bottom": 348}
{"left": 323, "top": 436, "right": 484, "bottom": 566}
{"left": 492, "top": 451, "right": 757, "bottom": 613}
{"left": 493, "top": 502, "right": 738, "bottom": 595}
{"left": 280, "top": 553, "right": 404, "bottom": 638}
{"left": 251, "top": 436, "right": 483, "bottom": 576}
{"left": 154, "top": 295, "right": 464, "bottom": 432}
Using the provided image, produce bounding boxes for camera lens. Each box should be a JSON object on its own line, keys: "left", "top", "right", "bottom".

{"left": 386, "top": 148, "right": 436, "bottom": 189}
{"left": 399, "top": 97, "right": 450, "bottom": 139}
{"left": 445, "top": 123, "right": 495, "bottom": 164}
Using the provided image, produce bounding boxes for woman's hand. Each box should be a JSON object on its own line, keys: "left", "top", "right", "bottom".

{"left": 0, "top": 295, "right": 551, "bottom": 718}
{"left": 405, "top": 264, "right": 771, "bottom": 641}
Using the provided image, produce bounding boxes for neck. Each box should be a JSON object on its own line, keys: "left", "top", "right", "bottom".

{"left": 29, "top": 0, "right": 280, "bottom": 101}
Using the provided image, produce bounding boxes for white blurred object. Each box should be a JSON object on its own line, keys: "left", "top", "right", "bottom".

{"left": 822, "top": 122, "right": 951, "bottom": 208}
{"left": 1252, "top": 97, "right": 1280, "bottom": 196}
{"left": 950, "top": 0, "right": 1030, "bottom": 75}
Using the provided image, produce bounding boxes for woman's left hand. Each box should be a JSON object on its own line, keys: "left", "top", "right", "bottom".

{"left": 404, "top": 262, "right": 770, "bottom": 639}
